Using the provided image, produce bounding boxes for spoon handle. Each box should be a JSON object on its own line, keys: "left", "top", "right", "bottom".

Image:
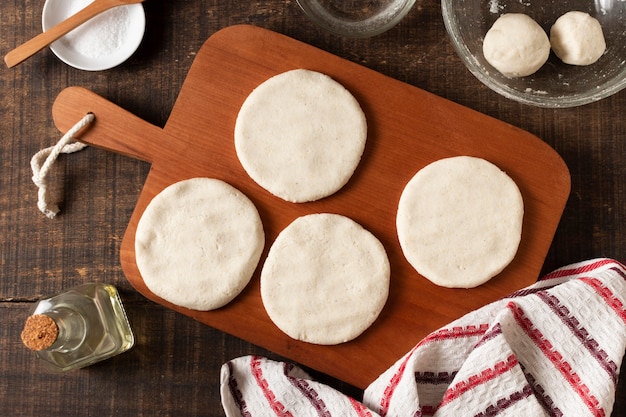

{"left": 4, "top": 0, "right": 121, "bottom": 68}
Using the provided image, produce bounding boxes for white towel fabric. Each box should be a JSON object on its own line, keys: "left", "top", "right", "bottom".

{"left": 221, "top": 258, "right": 626, "bottom": 417}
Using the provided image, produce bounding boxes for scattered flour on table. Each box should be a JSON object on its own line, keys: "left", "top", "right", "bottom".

{"left": 489, "top": 0, "right": 501, "bottom": 14}
{"left": 61, "top": 0, "right": 130, "bottom": 58}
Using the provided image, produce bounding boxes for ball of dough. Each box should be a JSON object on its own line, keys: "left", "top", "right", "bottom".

{"left": 550, "top": 11, "right": 606, "bottom": 66}
{"left": 483, "top": 14, "right": 551, "bottom": 77}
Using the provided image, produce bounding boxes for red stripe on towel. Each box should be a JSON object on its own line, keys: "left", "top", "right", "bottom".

{"left": 250, "top": 356, "right": 294, "bottom": 417}
{"left": 509, "top": 303, "right": 605, "bottom": 417}
{"left": 437, "top": 354, "right": 518, "bottom": 408}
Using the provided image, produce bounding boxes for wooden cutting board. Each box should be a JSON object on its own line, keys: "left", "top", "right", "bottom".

{"left": 51, "top": 25, "right": 570, "bottom": 389}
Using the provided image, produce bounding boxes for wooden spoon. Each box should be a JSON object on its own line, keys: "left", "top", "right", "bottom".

{"left": 4, "top": 0, "right": 145, "bottom": 68}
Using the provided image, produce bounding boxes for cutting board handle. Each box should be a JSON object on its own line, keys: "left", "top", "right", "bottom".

{"left": 52, "top": 86, "right": 165, "bottom": 163}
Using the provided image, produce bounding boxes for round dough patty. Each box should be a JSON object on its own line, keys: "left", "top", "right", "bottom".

{"left": 483, "top": 13, "right": 550, "bottom": 77}
{"left": 260, "top": 213, "right": 390, "bottom": 345}
{"left": 396, "top": 156, "right": 523, "bottom": 288}
{"left": 135, "top": 178, "right": 265, "bottom": 311}
{"left": 234, "top": 69, "right": 367, "bottom": 203}
{"left": 550, "top": 11, "right": 606, "bottom": 66}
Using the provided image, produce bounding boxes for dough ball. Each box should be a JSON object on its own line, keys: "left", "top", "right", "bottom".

{"left": 260, "top": 213, "right": 390, "bottom": 345}
{"left": 135, "top": 178, "right": 265, "bottom": 311}
{"left": 234, "top": 69, "right": 367, "bottom": 203}
{"left": 396, "top": 156, "right": 524, "bottom": 289}
{"left": 483, "top": 14, "right": 551, "bottom": 77}
{"left": 550, "top": 11, "right": 606, "bottom": 66}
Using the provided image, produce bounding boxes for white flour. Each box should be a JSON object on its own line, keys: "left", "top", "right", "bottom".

{"left": 61, "top": 0, "right": 130, "bottom": 58}
{"left": 489, "top": 0, "right": 500, "bottom": 13}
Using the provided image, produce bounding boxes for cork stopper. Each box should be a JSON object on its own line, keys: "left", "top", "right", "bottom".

{"left": 21, "top": 314, "right": 59, "bottom": 351}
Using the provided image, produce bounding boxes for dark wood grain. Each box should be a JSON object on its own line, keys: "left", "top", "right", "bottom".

{"left": 1, "top": 0, "right": 624, "bottom": 416}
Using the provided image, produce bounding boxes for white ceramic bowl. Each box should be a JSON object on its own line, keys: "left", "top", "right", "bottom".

{"left": 42, "top": 0, "right": 145, "bottom": 71}
{"left": 296, "top": 0, "right": 416, "bottom": 38}
{"left": 442, "top": 0, "right": 626, "bottom": 107}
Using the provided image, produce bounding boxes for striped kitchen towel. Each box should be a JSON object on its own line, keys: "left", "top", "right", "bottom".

{"left": 220, "top": 258, "right": 626, "bottom": 417}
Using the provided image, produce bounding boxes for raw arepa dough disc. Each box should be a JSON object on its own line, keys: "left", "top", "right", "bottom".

{"left": 260, "top": 213, "right": 390, "bottom": 345}
{"left": 234, "top": 69, "right": 367, "bottom": 203}
{"left": 135, "top": 178, "right": 265, "bottom": 311}
{"left": 396, "top": 156, "right": 524, "bottom": 289}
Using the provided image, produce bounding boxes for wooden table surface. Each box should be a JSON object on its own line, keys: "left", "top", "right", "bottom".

{"left": 1, "top": 1, "right": 624, "bottom": 416}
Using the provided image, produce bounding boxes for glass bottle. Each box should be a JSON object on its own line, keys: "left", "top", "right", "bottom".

{"left": 20, "top": 282, "right": 135, "bottom": 373}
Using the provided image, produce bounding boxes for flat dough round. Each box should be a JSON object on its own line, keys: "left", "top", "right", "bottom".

{"left": 483, "top": 13, "right": 551, "bottom": 77}
{"left": 135, "top": 178, "right": 265, "bottom": 311}
{"left": 550, "top": 11, "right": 606, "bottom": 66}
{"left": 396, "top": 156, "right": 523, "bottom": 288}
{"left": 234, "top": 69, "right": 367, "bottom": 203}
{"left": 260, "top": 213, "right": 390, "bottom": 345}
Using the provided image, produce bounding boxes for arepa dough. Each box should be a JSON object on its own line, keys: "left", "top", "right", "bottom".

{"left": 550, "top": 11, "right": 606, "bottom": 66}
{"left": 135, "top": 178, "right": 264, "bottom": 311}
{"left": 396, "top": 156, "right": 523, "bottom": 288}
{"left": 234, "top": 69, "right": 367, "bottom": 203}
{"left": 483, "top": 13, "right": 551, "bottom": 77}
{"left": 260, "top": 213, "right": 390, "bottom": 345}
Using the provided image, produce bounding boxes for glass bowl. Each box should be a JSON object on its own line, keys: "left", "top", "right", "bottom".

{"left": 442, "top": 0, "right": 626, "bottom": 107}
{"left": 296, "top": 0, "right": 416, "bottom": 38}
{"left": 42, "top": 0, "right": 145, "bottom": 71}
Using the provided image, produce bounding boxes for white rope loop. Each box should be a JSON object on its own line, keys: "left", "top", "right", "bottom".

{"left": 31, "top": 113, "right": 95, "bottom": 218}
